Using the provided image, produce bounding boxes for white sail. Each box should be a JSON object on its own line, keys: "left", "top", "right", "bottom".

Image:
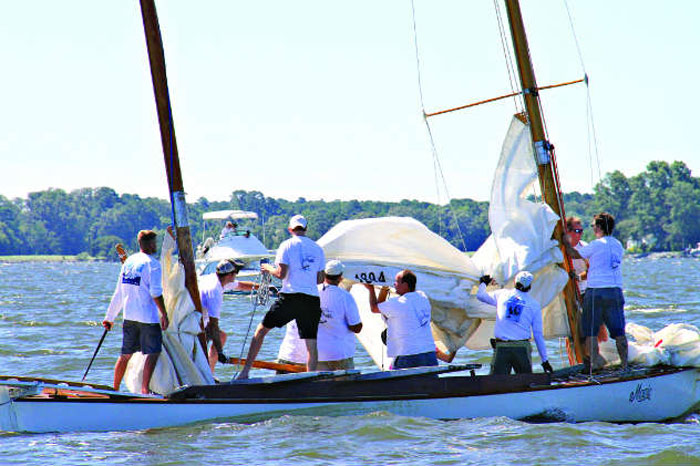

{"left": 318, "top": 116, "right": 571, "bottom": 367}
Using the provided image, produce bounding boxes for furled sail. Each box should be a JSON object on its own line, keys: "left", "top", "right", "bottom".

{"left": 318, "top": 116, "right": 570, "bottom": 369}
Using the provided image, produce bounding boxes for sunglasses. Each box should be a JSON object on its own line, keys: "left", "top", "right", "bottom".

{"left": 569, "top": 228, "right": 583, "bottom": 234}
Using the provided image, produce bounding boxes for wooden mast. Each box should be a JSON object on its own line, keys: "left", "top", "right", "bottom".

{"left": 503, "top": 0, "right": 584, "bottom": 363}
{"left": 138, "top": 1, "right": 205, "bottom": 324}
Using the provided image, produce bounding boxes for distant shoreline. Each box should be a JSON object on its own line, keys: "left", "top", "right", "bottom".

{"left": 0, "top": 254, "right": 100, "bottom": 263}
{"left": 0, "top": 252, "right": 692, "bottom": 264}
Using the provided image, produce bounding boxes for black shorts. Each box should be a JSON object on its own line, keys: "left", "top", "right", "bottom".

{"left": 122, "top": 320, "right": 163, "bottom": 355}
{"left": 262, "top": 293, "right": 322, "bottom": 339}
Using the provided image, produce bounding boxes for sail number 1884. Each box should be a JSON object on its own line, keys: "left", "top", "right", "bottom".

{"left": 354, "top": 271, "right": 386, "bottom": 284}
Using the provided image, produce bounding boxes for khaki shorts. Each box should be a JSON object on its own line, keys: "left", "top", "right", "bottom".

{"left": 316, "top": 358, "right": 355, "bottom": 371}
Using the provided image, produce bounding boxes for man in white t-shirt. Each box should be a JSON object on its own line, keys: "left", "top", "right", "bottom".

{"left": 199, "top": 259, "right": 257, "bottom": 374}
{"left": 476, "top": 271, "right": 553, "bottom": 375}
{"left": 276, "top": 261, "right": 363, "bottom": 371}
{"left": 365, "top": 270, "right": 437, "bottom": 369}
{"left": 237, "top": 215, "right": 325, "bottom": 379}
{"left": 317, "top": 260, "right": 362, "bottom": 370}
{"left": 103, "top": 230, "right": 169, "bottom": 394}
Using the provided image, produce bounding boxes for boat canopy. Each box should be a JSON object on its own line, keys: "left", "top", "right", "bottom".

{"left": 202, "top": 210, "right": 258, "bottom": 221}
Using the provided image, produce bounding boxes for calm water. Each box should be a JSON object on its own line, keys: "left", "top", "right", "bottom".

{"left": 1, "top": 257, "right": 700, "bottom": 465}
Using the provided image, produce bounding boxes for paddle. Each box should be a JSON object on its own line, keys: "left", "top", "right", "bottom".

{"left": 82, "top": 328, "right": 108, "bottom": 381}
{"left": 226, "top": 357, "right": 306, "bottom": 374}
{"left": 81, "top": 243, "right": 128, "bottom": 381}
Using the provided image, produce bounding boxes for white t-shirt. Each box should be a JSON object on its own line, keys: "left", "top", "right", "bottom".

{"left": 199, "top": 273, "right": 241, "bottom": 326}
{"left": 317, "top": 284, "right": 362, "bottom": 361}
{"left": 275, "top": 235, "right": 325, "bottom": 296}
{"left": 573, "top": 241, "right": 588, "bottom": 293}
{"left": 277, "top": 321, "right": 307, "bottom": 364}
{"left": 578, "top": 236, "right": 624, "bottom": 289}
{"left": 378, "top": 290, "right": 435, "bottom": 358}
{"left": 476, "top": 284, "right": 548, "bottom": 362}
{"left": 104, "top": 252, "right": 163, "bottom": 324}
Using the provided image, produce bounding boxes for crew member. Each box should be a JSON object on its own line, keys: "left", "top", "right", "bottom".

{"left": 317, "top": 260, "right": 363, "bottom": 370}
{"left": 237, "top": 215, "right": 325, "bottom": 379}
{"left": 199, "top": 259, "right": 257, "bottom": 374}
{"left": 103, "top": 230, "right": 169, "bottom": 394}
{"left": 563, "top": 212, "right": 627, "bottom": 372}
{"left": 476, "top": 271, "right": 553, "bottom": 375}
{"left": 365, "top": 270, "right": 438, "bottom": 369}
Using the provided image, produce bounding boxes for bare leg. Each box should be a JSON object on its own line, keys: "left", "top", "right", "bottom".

{"left": 113, "top": 354, "right": 132, "bottom": 391}
{"left": 236, "top": 324, "right": 270, "bottom": 380}
{"left": 208, "top": 330, "right": 228, "bottom": 374}
{"left": 142, "top": 352, "right": 160, "bottom": 394}
{"left": 615, "top": 335, "right": 629, "bottom": 370}
{"left": 304, "top": 338, "right": 318, "bottom": 372}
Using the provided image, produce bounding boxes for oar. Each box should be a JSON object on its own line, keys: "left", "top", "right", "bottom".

{"left": 82, "top": 243, "right": 128, "bottom": 382}
{"left": 82, "top": 327, "right": 108, "bottom": 381}
{"left": 226, "top": 357, "right": 306, "bottom": 373}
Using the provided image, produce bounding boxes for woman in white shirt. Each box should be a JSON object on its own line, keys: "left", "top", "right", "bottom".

{"left": 564, "top": 212, "right": 628, "bottom": 372}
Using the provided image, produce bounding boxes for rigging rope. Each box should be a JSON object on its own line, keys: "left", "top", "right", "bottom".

{"left": 232, "top": 270, "right": 274, "bottom": 377}
{"left": 410, "top": 0, "right": 468, "bottom": 252}
{"left": 492, "top": 0, "right": 523, "bottom": 114}
{"left": 563, "top": 0, "right": 603, "bottom": 189}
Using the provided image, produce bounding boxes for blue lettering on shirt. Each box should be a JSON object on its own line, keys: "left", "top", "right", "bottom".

{"left": 122, "top": 275, "right": 141, "bottom": 286}
{"left": 121, "top": 261, "right": 144, "bottom": 286}
{"left": 505, "top": 296, "right": 524, "bottom": 323}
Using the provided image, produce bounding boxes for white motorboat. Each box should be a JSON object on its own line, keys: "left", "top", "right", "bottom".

{"left": 195, "top": 209, "right": 273, "bottom": 280}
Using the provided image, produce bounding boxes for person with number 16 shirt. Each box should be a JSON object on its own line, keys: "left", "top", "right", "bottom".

{"left": 476, "top": 271, "right": 553, "bottom": 375}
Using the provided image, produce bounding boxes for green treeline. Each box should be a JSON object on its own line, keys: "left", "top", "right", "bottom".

{"left": 0, "top": 161, "right": 698, "bottom": 259}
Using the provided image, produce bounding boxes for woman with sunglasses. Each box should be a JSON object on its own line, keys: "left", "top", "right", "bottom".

{"left": 563, "top": 212, "right": 628, "bottom": 373}
{"left": 566, "top": 216, "right": 588, "bottom": 293}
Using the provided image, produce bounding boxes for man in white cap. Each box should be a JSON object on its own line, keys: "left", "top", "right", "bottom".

{"left": 317, "top": 260, "right": 363, "bottom": 370}
{"left": 476, "top": 271, "right": 553, "bottom": 375}
{"left": 237, "top": 214, "right": 325, "bottom": 379}
{"left": 198, "top": 259, "right": 258, "bottom": 375}
{"left": 275, "top": 260, "right": 363, "bottom": 371}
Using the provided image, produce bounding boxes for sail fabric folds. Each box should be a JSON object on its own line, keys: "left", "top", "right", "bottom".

{"left": 472, "top": 116, "right": 570, "bottom": 339}
{"left": 123, "top": 233, "right": 214, "bottom": 394}
{"left": 600, "top": 322, "right": 700, "bottom": 368}
{"left": 318, "top": 217, "right": 483, "bottom": 368}
{"left": 318, "top": 116, "right": 570, "bottom": 367}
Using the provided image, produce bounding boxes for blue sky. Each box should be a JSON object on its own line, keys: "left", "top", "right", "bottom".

{"left": 1, "top": 1, "right": 698, "bottom": 203}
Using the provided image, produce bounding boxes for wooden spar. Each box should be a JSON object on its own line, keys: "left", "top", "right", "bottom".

{"left": 227, "top": 357, "right": 306, "bottom": 374}
{"left": 138, "top": 1, "right": 204, "bottom": 321}
{"left": 503, "top": 0, "right": 583, "bottom": 363}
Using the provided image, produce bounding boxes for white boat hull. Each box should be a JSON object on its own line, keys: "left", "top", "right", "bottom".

{"left": 2, "top": 368, "right": 698, "bottom": 433}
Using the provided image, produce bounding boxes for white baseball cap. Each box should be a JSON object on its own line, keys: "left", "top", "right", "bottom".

{"left": 324, "top": 260, "right": 344, "bottom": 276}
{"left": 289, "top": 214, "right": 307, "bottom": 230}
{"left": 515, "top": 271, "right": 534, "bottom": 288}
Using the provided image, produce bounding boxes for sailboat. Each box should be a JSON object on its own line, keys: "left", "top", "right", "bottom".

{"left": 2, "top": 0, "right": 699, "bottom": 433}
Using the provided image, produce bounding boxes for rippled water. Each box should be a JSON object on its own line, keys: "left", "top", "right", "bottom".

{"left": 1, "top": 258, "right": 700, "bottom": 465}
